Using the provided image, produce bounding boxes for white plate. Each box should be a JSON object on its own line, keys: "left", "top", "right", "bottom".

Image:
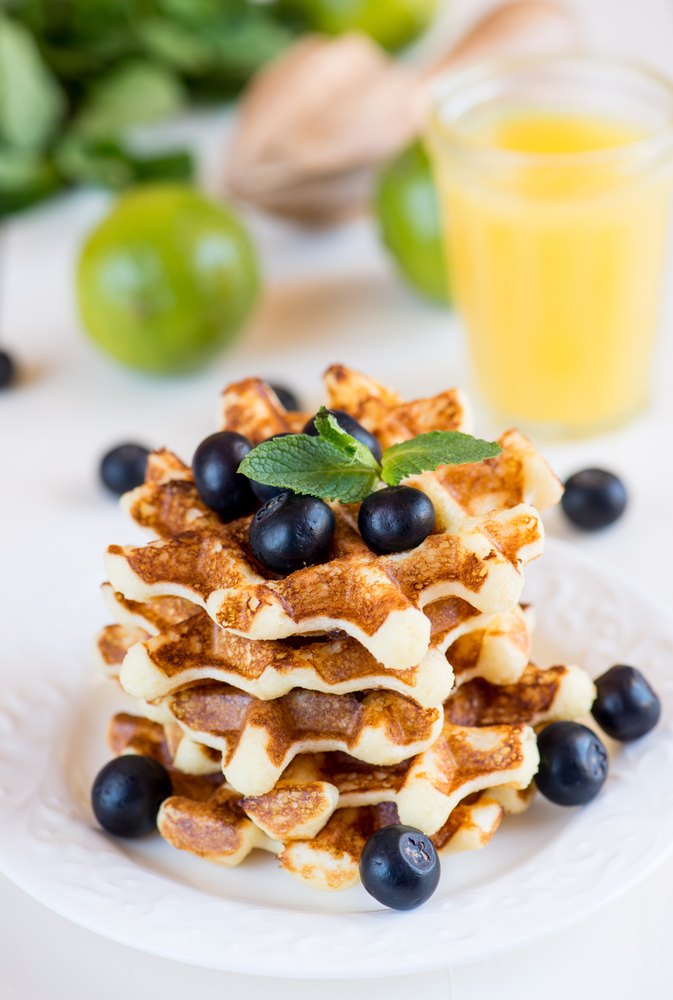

{"left": 1, "top": 538, "right": 672, "bottom": 979}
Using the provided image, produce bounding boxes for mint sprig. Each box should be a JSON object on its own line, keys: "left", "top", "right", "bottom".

{"left": 313, "top": 409, "right": 381, "bottom": 471}
{"left": 238, "top": 407, "right": 501, "bottom": 503}
{"left": 380, "top": 430, "right": 501, "bottom": 486}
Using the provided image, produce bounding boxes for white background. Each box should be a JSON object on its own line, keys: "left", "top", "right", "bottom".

{"left": 2, "top": 0, "right": 673, "bottom": 997}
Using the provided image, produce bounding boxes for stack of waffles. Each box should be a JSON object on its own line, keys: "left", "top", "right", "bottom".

{"left": 96, "top": 366, "right": 595, "bottom": 890}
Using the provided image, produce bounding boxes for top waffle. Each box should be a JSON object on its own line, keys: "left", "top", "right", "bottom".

{"left": 105, "top": 367, "right": 561, "bottom": 670}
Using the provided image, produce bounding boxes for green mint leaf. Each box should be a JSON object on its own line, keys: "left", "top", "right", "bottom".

{"left": 313, "top": 408, "right": 381, "bottom": 471}
{"left": 381, "top": 431, "right": 502, "bottom": 486}
{"left": 238, "top": 435, "right": 379, "bottom": 504}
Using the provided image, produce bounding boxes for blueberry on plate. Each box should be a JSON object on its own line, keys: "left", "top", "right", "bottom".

{"left": 592, "top": 665, "right": 661, "bottom": 742}
{"left": 249, "top": 433, "right": 293, "bottom": 503}
{"left": 249, "top": 492, "right": 335, "bottom": 575}
{"left": 535, "top": 721, "right": 608, "bottom": 806}
{"left": 303, "top": 408, "right": 383, "bottom": 463}
{"left": 100, "top": 443, "right": 150, "bottom": 495}
{"left": 192, "top": 431, "right": 256, "bottom": 520}
{"left": 92, "top": 755, "right": 172, "bottom": 837}
{"left": 269, "top": 383, "right": 301, "bottom": 412}
{"left": 360, "top": 824, "right": 440, "bottom": 910}
{"left": 561, "top": 468, "right": 627, "bottom": 530}
{"left": 359, "top": 486, "right": 435, "bottom": 554}
{"left": 0, "top": 349, "right": 16, "bottom": 389}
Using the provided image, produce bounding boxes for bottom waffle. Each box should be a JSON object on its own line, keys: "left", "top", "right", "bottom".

{"left": 106, "top": 649, "right": 594, "bottom": 890}
{"left": 109, "top": 712, "right": 525, "bottom": 890}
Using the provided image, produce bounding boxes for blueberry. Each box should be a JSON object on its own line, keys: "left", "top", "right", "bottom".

{"left": 303, "top": 409, "right": 382, "bottom": 463}
{"left": 192, "top": 431, "right": 256, "bottom": 520}
{"left": 360, "top": 824, "right": 440, "bottom": 910}
{"left": 0, "top": 350, "right": 16, "bottom": 389}
{"left": 561, "top": 468, "right": 627, "bottom": 530}
{"left": 535, "top": 721, "right": 608, "bottom": 806}
{"left": 250, "top": 433, "right": 292, "bottom": 503}
{"left": 269, "top": 383, "right": 301, "bottom": 412}
{"left": 249, "top": 492, "right": 335, "bottom": 574}
{"left": 100, "top": 443, "right": 150, "bottom": 495}
{"left": 358, "top": 486, "right": 435, "bottom": 554}
{"left": 91, "top": 755, "right": 172, "bottom": 837}
{"left": 592, "top": 665, "right": 660, "bottom": 742}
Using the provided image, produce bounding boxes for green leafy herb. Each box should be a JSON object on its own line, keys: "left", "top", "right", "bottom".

{"left": 313, "top": 408, "right": 381, "bottom": 471}
{"left": 239, "top": 412, "right": 502, "bottom": 504}
{"left": 381, "top": 431, "right": 501, "bottom": 486}
{"left": 238, "top": 434, "right": 380, "bottom": 504}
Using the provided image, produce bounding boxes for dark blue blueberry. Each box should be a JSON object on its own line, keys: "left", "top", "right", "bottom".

{"left": 561, "top": 468, "right": 627, "bottom": 530}
{"left": 358, "top": 486, "right": 435, "bottom": 554}
{"left": 359, "top": 824, "right": 440, "bottom": 910}
{"left": 303, "top": 409, "right": 382, "bottom": 463}
{"left": 535, "top": 722, "right": 608, "bottom": 806}
{"left": 250, "top": 433, "right": 292, "bottom": 503}
{"left": 0, "top": 350, "right": 16, "bottom": 389}
{"left": 100, "top": 443, "right": 150, "bottom": 495}
{"left": 269, "top": 383, "right": 301, "bottom": 412}
{"left": 91, "top": 755, "right": 172, "bottom": 837}
{"left": 249, "top": 492, "right": 335, "bottom": 575}
{"left": 192, "top": 431, "right": 256, "bottom": 520}
{"left": 592, "top": 665, "right": 660, "bottom": 742}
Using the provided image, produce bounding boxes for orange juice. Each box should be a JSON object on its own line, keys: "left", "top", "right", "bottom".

{"left": 428, "top": 58, "right": 673, "bottom": 433}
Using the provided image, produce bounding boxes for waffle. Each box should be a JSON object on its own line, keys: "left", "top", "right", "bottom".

{"left": 106, "top": 653, "right": 592, "bottom": 859}
{"left": 98, "top": 590, "right": 530, "bottom": 706}
{"left": 104, "top": 367, "right": 560, "bottom": 670}
{"left": 151, "top": 656, "right": 592, "bottom": 888}
{"left": 95, "top": 597, "right": 535, "bottom": 795}
{"left": 239, "top": 660, "right": 592, "bottom": 839}
{"left": 437, "top": 602, "right": 532, "bottom": 686}
{"left": 111, "top": 604, "right": 453, "bottom": 708}
{"left": 159, "top": 683, "right": 445, "bottom": 796}
{"left": 108, "top": 713, "right": 526, "bottom": 887}
{"left": 105, "top": 453, "right": 543, "bottom": 670}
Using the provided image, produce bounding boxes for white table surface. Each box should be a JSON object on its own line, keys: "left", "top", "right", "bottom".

{"left": 2, "top": 1, "right": 673, "bottom": 997}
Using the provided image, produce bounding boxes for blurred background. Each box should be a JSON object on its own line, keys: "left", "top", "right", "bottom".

{"left": 3, "top": 0, "right": 673, "bottom": 565}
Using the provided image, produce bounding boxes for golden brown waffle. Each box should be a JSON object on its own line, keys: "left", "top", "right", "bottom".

{"left": 438, "top": 603, "right": 532, "bottom": 686}
{"left": 107, "top": 714, "right": 521, "bottom": 887}
{"left": 104, "top": 451, "right": 543, "bottom": 670}
{"left": 97, "top": 590, "right": 530, "bottom": 711}
{"left": 239, "top": 661, "right": 593, "bottom": 840}
{"left": 95, "top": 596, "right": 536, "bottom": 795}
{"left": 108, "top": 713, "right": 223, "bottom": 800}
{"left": 157, "top": 683, "right": 444, "bottom": 796}
{"left": 148, "top": 650, "right": 593, "bottom": 889}
{"left": 111, "top": 603, "right": 453, "bottom": 708}
{"left": 104, "top": 368, "right": 560, "bottom": 670}
{"left": 98, "top": 624, "right": 445, "bottom": 797}
{"left": 241, "top": 719, "right": 536, "bottom": 839}
{"left": 101, "top": 596, "right": 530, "bottom": 708}
{"left": 104, "top": 654, "right": 592, "bottom": 868}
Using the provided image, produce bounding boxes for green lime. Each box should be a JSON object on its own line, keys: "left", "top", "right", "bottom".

{"left": 376, "top": 141, "right": 450, "bottom": 305}
{"left": 77, "top": 184, "right": 259, "bottom": 374}
{"left": 279, "top": 0, "right": 438, "bottom": 51}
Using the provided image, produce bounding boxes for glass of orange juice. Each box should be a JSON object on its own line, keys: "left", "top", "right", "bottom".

{"left": 426, "top": 55, "right": 673, "bottom": 435}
